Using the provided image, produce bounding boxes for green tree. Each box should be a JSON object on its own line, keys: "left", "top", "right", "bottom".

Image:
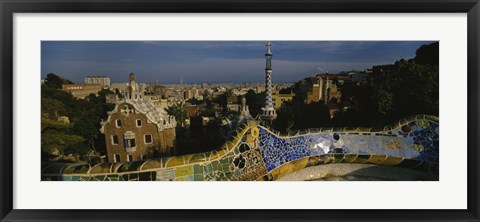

{"left": 200, "top": 99, "right": 216, "bottom": 117}
{"left": 414, "top": 42, "right": 439, "bottom": 66}
{"left": 213, "top": 92, "right": 228, "bottom": 113}
{"left": 166, "top": 102, "right": 188, "bottom": 127}
{"left": 244, "top": 89, "right": 264, "bottom": 118}
{"left": 373, "top": 89, "right": 394, "bottom": 115}
{"left": 187, "top": 97, "right": 203, "bottom": 105}
{"left": 371, "top": 59, "right": 438, "bottom": 116}
{"left": 41, "top": 75, "right": 115, "bottom": 161}
{"left": 273, "top": 101, "right": 295, "bottom": 133}
{"left": 64, "top": 142, "right": 91, "bottom": 163}
{"left": 359, "top": 49, "right": 438, "bottom": 126}
{"left": 72, "top": 112, "right": 101, "bottom": 150}
{"left": 45, "top": 73, "right": 73, "bottom": 89}
{"left": 76, "top": 92, "right": 115, "bottom": 155}
{"left": 41, "top": 84, "right": 79, "bottom": 118}
{"left": 279, "top": 87, "right": 293, "bottom": 94}
{"left": 41, "top": 117, "right": 84, "bottom": 156}
{"left": 270, "top": 42, "right": 439, "bottom": 129}
{"left": 292, "top": 102, "right": 330, "bottom": 129}
{"left": 41, "top": 97, "right": 66, "bottom": 119}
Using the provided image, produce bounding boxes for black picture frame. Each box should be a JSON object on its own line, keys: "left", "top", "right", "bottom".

{"left": 1, "top": 0, "right": 479, "bottom": 221}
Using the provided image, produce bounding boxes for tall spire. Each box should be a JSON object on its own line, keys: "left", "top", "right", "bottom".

{"left": 266, "top": 41, "right": 272, "bottom": 55}
{"left": 125, "top": 72, "right": 142, "bottom": 101}
{"left": 128, "top": 72, "right": 137, "bottom": 91}
{"left": 261, "top": 41, "right": 277, "bottom": 121}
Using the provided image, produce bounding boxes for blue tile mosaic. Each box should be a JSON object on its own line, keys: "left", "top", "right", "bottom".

{"left": 42, "top": 116, "right": 439, "bottom": 181}
{"left": 258, "top": 119, "right": 439, "bottom": 172}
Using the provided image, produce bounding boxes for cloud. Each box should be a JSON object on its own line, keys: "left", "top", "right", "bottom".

{"left": 114, "top": 58, "right": 391, "bottom": 83}
{"left": 42, "top": 41, "right": 431, "bottom": 83}
{"left": 141, "top": 41, "right": 265, "bottom": 49}
{"left": 43, "top": 55, "right": 395, "bottom": 84}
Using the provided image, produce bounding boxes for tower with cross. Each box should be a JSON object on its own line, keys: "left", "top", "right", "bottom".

{"left": 261, "top": 41, "right": 277, "bottom": 121}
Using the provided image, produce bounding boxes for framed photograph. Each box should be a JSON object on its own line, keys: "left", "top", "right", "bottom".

{"left": 1, "top": 0, "right": 479, "bottom": 221}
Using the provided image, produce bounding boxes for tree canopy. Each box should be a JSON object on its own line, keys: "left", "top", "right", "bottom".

{"left": 272, "top": 42, "right": 439, "bottom": 130}
{"left": 45, "top": 73, "right": 73, "bottom": 89}
{"left": 41, "top": 73, "right": 115, "bottom": 163}
{"left": 166, "top": 102, "right": 188, "bottom": 127}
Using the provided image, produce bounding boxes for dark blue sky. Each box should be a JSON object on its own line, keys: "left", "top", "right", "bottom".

{"left": 41, "top": 41, "right": 435, "bottom": 84}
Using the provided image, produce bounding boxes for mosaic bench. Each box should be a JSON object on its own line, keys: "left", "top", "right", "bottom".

{"left": 41, "top": 115, "right": 439, "bottom": 181}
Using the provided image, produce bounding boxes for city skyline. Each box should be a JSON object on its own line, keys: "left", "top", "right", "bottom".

{"left": 41, "top": 41, "right": 435, "bottom": 84}
{"left": 41, "top": 41, "right": 439, "bottom": 181}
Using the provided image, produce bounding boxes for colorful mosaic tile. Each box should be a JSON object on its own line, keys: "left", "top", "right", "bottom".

{"left": 42, "top": 116, "right": 439, "bottom": 181}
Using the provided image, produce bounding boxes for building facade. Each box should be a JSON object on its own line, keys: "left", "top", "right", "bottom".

{"left": 85, "top": 76, "right": 111, "bottom": 87}
{"left": 61, "top": 84, "right": 103, "bottom": 99}
{"left": 100, "top": 72, "right": 177, "bottom": 163}
{"left": 105, "top": 94, "right": 119, "bottom": 104}
{"left": 304, "top": 74, "right": 342, "bottom": 104}
{"left": 109, "top": 83, "right": 129, "bottom": 94}
{"left": 272, "top": 90, "right": 295, "bottom": 109}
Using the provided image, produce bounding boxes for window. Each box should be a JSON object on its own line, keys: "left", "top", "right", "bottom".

{"left": 115, "top": 119, "right": 122, "bottom": 127}
{"left": 144, "top": 134, "right": 153, "bottom": 144}
{"left": 114, "top": 154, "right": 121, "bottom": 163}
{"left": 125, "top": 138, "right": 136, "bottom": 148}
{"left": 124, "top": 131, "right": 136, "bottom": 148}
{"left": 112, "top": 135, "right": 119, "bottom": 145}
{"left": 136, "top": 119, "right": 142, "bottom": 127}
{"left": 127, "top": 155, "right": 133, "bottom": 162}
{"left": 141, "top": 155, "right": 146, "bottom": 160}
